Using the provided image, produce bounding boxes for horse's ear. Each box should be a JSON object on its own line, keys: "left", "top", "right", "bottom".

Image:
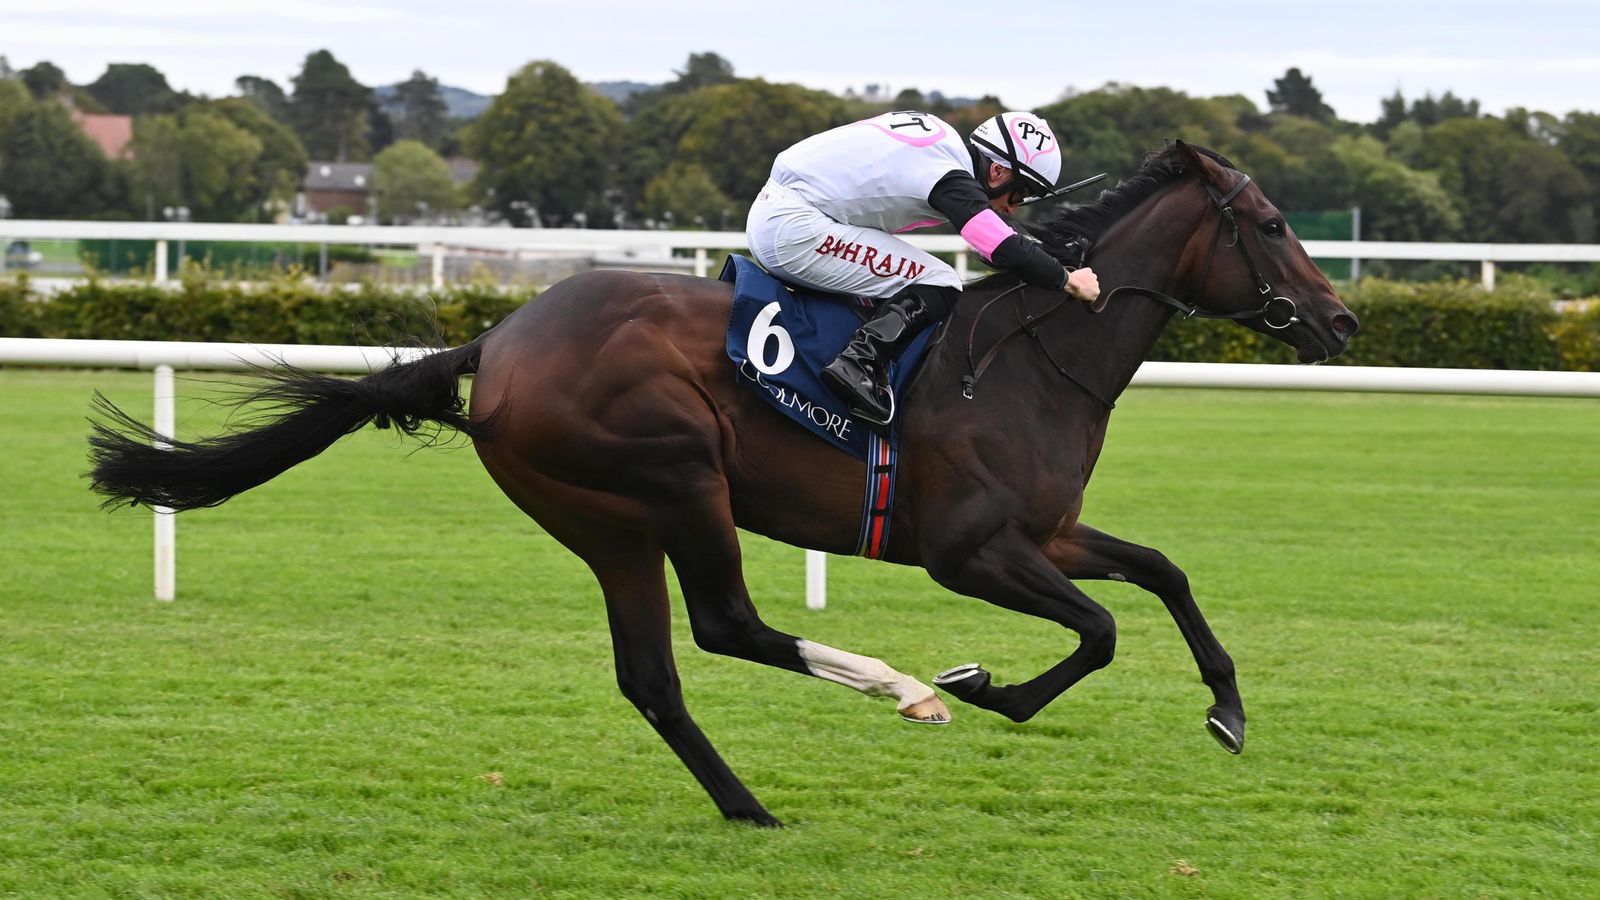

{"left": 1174, "top": 140, "right": 1225, "bottom": 187}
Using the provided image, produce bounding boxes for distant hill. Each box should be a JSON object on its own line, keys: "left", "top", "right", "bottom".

{"left": 376, "top": 80, "right": 980, "bottom": 121}
{"left": 376, "top": 81, "right": 653, "bottom": 119}
{"left": 375, "top": 82, "right": 493, "bottom": 120}
{"left": 588, "top": 81, "right": 658, "bottom": 104}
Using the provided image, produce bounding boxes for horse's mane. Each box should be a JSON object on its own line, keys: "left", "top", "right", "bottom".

{"left": 1021, "top": 143, "right": 1236, "bottom": 264}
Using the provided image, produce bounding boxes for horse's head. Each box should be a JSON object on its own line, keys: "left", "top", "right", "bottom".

{"left": 1168, "top": 141, "right": 1360, "bottom": 363}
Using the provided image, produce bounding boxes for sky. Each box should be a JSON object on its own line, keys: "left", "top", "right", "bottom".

{"left": 5, "top": 0, "right": 1599, "bottom": 123}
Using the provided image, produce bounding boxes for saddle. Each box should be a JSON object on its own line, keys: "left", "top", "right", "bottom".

{"left": 720, "top": 255, "right": 936, "bottom": 461}
{"left": 721, "top": 255, "right": 938, "bottom": 559}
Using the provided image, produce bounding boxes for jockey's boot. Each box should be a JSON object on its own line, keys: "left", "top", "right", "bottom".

{"left": 821, "top": 285, "right": 957, "bottom": 429}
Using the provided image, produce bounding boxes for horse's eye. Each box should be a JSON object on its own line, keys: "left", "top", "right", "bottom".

{"left": 1261, "top": 219, "right": 1285, "bottom": 237}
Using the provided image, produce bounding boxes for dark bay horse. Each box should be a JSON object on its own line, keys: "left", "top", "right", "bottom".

{"left": 88, "top": 142, "right": 1358, "bottom": 827}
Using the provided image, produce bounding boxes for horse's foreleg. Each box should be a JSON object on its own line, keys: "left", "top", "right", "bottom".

{"left": 1043, "top": 523, "right": 1244, "bottom": 753}
{"left": 661, "top": 498, "right": 949, "bottom": 724}
{"left": 586, "top": 534, "right": 782, "bottom": 826}
{"left": 922, "top": 528, "right": 1118, "bottom": 724}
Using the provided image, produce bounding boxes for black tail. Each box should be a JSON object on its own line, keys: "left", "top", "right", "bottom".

{"left": 87, "top": 339, "right": 492, "bottom": 511}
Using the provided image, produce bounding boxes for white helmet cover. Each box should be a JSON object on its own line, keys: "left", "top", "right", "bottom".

{"left": 970, "top": 112, "right": 1062, "bottom": 195}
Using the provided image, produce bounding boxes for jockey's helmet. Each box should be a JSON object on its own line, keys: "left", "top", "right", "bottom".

{"left": 970, "top": 112, "right": 1061, "bottom": 198}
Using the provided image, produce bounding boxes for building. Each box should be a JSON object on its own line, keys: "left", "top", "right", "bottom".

{"left": 297, "top": 157, "right": 482, "bottom": 223}
{"left": 298, "top": 162, "right": 374, "bottom": 219}
{"left": 71, "top": 110, "right": 133, "bottom": 159}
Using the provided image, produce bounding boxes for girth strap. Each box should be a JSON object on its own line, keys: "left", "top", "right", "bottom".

{"left": 854, "top": 431, "right": 898, "bottom": 559}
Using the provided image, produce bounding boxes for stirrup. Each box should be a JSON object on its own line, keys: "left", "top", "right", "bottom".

{"left": 850, "top": 387, "right": 895, "bottom": 428}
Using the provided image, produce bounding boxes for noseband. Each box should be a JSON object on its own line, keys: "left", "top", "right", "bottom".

{"left": 1098, "top": 172, "right": 1301, "bottom": 330}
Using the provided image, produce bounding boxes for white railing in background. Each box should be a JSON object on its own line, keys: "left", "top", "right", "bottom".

{"left": 5, "top": 219, "right": 1600, "bottom": 288}
{"left": 4, "top": 337, "right": 1597, "bottom": 604}
{"left": 5, "top": 338, "right": 430, "bottom": 602}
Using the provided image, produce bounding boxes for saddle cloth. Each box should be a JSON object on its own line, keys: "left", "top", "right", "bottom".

{"left": 720, "top": 254, "right": 935, "bottom": 461}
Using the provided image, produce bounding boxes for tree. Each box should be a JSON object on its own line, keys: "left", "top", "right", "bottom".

{"left": 205, "top": 98, "right": 309, "bottom": 219}
{"left": 87, "top": 63, "right": 180, "bottom": 115}
{"left": 391, "top": 70, "right": 449, "bottom": 148}
{"left": 236, "top": 75, "right": 291, "bottom": 123}
{"left": 20, "top": 62, "right": 67, "bottom": 100}
{"left": 1266, "top": 68, "right": 1334, "bottom": 122}
{"left": 0, "top": 101, "right": 123, "bottom": 217}
{"left": 464, "top": 60, "right": 623, "bottom": 224}
{"left": 1385, "top": 120, "right": 1427, "bottom": 167}
{"left": 622, "top": 52, "right": 740, "bottom": 118}
{"left": 0, "top": 78, "right": 30, "bottom": 133}
{"left": 1373, "top": 90, "right": 1408, "bottom": 139}
{"left": 1037, "top": 83, "right": 1252, "bottom": 182}
{"left": 653, "top": 80, "right": 846, "bottom": 205}
{"left": 1556, "top": 112, "right": 1600, "bottom": 229}
{"left": 1329, "top": 135, "right": 1461, "bottom": 241}
{"left": 1414, "top": 91, "right": 1481, "bottom": 127}
{"left": 893, "top": 88, "right": 926, "bottom": 109}
{"left": 372, "top": 139, "right": 457, "bottom": 222}
{"left": 1379, "top": 90, "right": 1482, "bottom": 135}
{"left": 289, "top": 50, "right": 371, "bottom": 161}
{"left": 1420, "top": 117, "right": 1592, "bottom": 242}
{"left": 1254, "top": 116, "right": 1348, "bottom": 210}
{"left": 127, "top": 115, "right": 185, "bottom": 216}
{"left": 366, "top": 96, "right": 395, "bottom": 157}
{"left": 129, "top": 109, "right": 266, "bottom": 221}
{"left": 665, "top": 52, "right": 737, "bottom": 95}
{"left": 936, "top": 95, "right": 1007, "bottom": 134}
{"left": 641, "top": 162, "right": 732, "bottom": 227}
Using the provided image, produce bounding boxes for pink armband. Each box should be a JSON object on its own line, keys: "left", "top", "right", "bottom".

{"left": 959, "top": 209, "right": 1014, "bottom": 262}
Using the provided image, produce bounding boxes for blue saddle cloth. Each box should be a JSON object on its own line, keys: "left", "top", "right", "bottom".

{"left": 721, "top": 255, "right": 934, "bottom": 461}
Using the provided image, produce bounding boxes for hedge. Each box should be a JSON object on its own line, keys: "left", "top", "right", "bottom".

{"left": 4, "top": 270, "right": 1598, "bottom": 372}
{"left": 0, "top": 269, "right": 533, "bottom": 348}
{"left": 1148, "top": 275, "right": 1599, "bottom": 371}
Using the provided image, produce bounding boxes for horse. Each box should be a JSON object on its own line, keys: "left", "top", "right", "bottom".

{"left": 88, "top": 141, "right": 1359, "bottom": 827}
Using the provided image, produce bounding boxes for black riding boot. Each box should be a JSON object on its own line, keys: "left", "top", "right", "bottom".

{"left": 821, "top": 287, "right": 953, "bottom": 428}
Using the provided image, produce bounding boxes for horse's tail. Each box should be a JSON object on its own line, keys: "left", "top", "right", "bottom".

{"left": 87, "top": 338, "right": 493, "bottom": 512}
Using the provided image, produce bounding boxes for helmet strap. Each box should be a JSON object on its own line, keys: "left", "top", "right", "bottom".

{"left": 970, "top": 147, "right": 1015, "bottom": 200}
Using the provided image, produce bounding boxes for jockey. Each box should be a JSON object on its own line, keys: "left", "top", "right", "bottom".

{"left": 746, "top": 109, "right": 1100, "bottom": 428}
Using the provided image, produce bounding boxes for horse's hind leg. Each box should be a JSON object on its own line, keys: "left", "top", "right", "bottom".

{"left": 660, "top": 494, "right": 949, "bottom": 724}
{"left": 1043, "top": 523, "right": 1245, "bottom": 753}
{"left": 582, "top": 531, "right": 782, "bottom": 826}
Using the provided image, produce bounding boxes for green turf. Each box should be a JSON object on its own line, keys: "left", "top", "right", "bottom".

{"left": 2, "top": 368, "right": 1597, "bottom": 898}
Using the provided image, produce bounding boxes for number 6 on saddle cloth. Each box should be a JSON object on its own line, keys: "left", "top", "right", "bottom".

{"left": 721, "top": 255, "right": 939, "bottom": 559}
{"left": 722, "top": 255, "right": 939, "bottom": 456}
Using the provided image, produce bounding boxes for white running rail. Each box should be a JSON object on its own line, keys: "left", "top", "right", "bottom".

{"left": 4, "top": 337, "right": 1597, "bottom": 603}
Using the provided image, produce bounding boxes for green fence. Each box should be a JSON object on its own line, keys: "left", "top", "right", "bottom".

{"left": 1287, "top": 209, "right": 1356, "bottom": 281}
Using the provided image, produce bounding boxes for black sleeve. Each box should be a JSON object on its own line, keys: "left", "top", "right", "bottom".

{"left": 926, "top": 169, "right": 994, "bottom": 231}
{"left": 927, "top": 171, "right": 1068, "bottom": 291}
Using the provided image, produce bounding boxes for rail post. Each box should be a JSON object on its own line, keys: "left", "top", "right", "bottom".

{"left": 153, "top": 364, "right": 176, "bottom": 601}
{"left": 806, "top": 550, "right": 827, "bottom": 610}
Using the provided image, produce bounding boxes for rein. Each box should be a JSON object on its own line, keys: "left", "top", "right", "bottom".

{"left": 960, "top": 283, "right": 1115, "bottom": 409}
{"left": 960, "top": 170, "right": 1301, "bottom": 408}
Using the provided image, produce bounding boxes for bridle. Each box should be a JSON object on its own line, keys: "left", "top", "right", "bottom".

{"left": 1096, "top": 171, "right": 1301, "bottom": 330}
{"left": 958, "top": 168, "right": 1302, "bottom": 408}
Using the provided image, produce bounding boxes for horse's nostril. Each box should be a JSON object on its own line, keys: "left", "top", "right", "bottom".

{"left": 1332, "top": 313, "right": 1359, "bottom": 337}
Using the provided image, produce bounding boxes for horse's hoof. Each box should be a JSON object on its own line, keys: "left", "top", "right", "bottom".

{"left": 1205, "top": 706, "right": 1245, "bottom": 754}
{"left": 933, "top": 663, "right": 991, "bottom": 703}
{"left": 898, "top": 693, "right": 952, "bottom": 725}
{"left": 728, "top": 809, "right": 784, "bottom": 828}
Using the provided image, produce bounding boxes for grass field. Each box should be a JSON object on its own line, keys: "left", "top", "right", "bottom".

{"left": 2, "top": 368, "right": 1597, "bottom": 898}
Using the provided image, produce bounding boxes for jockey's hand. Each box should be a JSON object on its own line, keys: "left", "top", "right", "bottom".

{"left": 1065, "top": 267, "right": 1100, "bottom": 303}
